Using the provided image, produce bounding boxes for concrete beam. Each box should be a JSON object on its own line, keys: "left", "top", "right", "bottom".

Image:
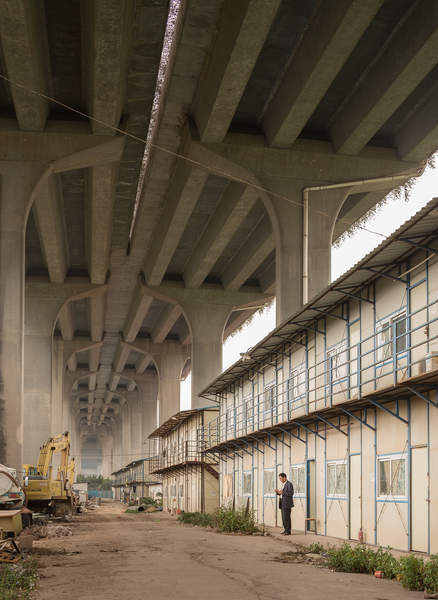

{"left": 67, "top": 354, "right": 77, "bottom": 373}
{"left": 224, "top": 308, "right": 256, "bottom": 340}
{"left": 0, "top": 0, "right": 50, "bottom": 131}
{"left": 183, "top": 183, "right": 259, "bottom": 288}
{"left": 123, "top": 286, "right": 153, "bottom": 342}
{"left": 136, "top": 354, "right": 153, "bottom": 374}
{"left": 88, "top": 346, "right": 101, "bottom": 372}
{"left": 332, "top": 188, "right": 393, "bottom": 241}
{"left": 86, "top": 164, "right": 118, "bottom": 284}
{"left": 193, "top": 0, "right": 280, "bottom": 143}
{"left": 395, "top": 85, "right": 438, "bottom": 162}
{"left": 57, "top": 304, "right": 74, "bottom": 341}
{"left": 263, "top": 0, "right": 383, "bottom": 148}
{"left": 151, "top": 304, "right": 182, "bottom": 345}
{"left": 113, "top": 343, "right": 132, "bottom": 374}
{"left": 89, "top": 294, "right": 105, "bottom": 342}
{"left": 81, "top": 0, "right": 134, "bottom": 135}
{"left": 331, "top": 0, "right": 438, "bottom": 155}
{"left": 221, "top": 217, "right": 274, "bottom": 290}
{"left": 32, "top": 175, "right": 68, "bottom": 283}
{"left": 143, "top": 162, "right": 209, "bottom": 286}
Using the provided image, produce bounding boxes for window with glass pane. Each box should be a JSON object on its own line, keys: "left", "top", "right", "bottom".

{"left": 288, "top": 364, "right": 306, "bottom": 411}
{"left": 243, "top": 471, "right": 252, "bottom": 496}
{"left": 394, "top": 314, "right": 407, "bottom": 353}
{"left": 326, "top": 342, "right": 347, "bottom": 382}
{"left": 291, "top": 465, "right": 305, "bottom": 495}
{"left": 264, "top": 385, "right": 274, "bottom": 412}
{"left": 378, "top": 456, "right": 406, "bottom": 498}
{"left": 327, "top": 461, "right": 347, "bottom": 496}
{"left": 263, "top": 469, "right": 275, "bottom": 495}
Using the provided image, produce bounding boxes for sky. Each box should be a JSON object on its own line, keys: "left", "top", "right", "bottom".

{"left": 181, "top": 159, "right": 438, "bottom": 409}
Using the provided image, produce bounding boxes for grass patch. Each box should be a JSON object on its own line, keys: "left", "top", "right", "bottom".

{"left": 0, "top": 559, "right": 38, "bottom": 600}
{"left": 177, "top": 507, "right": 259, "bottom": 534}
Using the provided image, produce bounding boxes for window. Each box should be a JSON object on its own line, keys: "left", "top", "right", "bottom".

{"left": 263, "top": 469, "right": 275, "bottom": 496}
{"left": 242, "top": 396, "right": 253, "bottom": 431}
{"left": 378, "top": 455, "right": 407, "bottom": 499}
{"left": 326, "top": 342, "right": 347, "bottom": 383}
{"left": 243, "top": 471, "right": 252, "bottom": 496}
{"left": 377, "top": 312, "right": 407, "bottom": 362}
{"left": 263, "top": 384, "right": 275, "bottom": 413}
{"left": 287, "top": 364, "right": 306, "bottom": 411}
{"left": 179, "top": 484, "right": 184, "bottom": 497}
{"left": 326, "top": 461, "right": 347, "bottom": 497}
{"left": 291, "top": 464, "right": 305, "bottom": 496}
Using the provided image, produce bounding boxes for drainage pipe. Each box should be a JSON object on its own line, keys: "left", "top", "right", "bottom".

{"left": 302, "top": 172, "right": 420, "bottom": 305}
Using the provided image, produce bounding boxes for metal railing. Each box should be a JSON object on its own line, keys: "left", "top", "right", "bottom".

{"left": 150, "top": 440, "right": 218, "bottom": 472}
{"left": 202, "top": 297, "right": 438, "bottom": 447}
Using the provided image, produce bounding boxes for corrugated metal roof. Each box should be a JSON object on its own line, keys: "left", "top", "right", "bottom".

{"left": 148, "top": 406, "right": 218, "bottom": 439}
{"left": 201, "top": 197, "right": 438, "bottom": 397}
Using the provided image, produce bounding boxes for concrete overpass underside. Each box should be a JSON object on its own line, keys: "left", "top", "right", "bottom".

{"left": 0, "top": 0, "right": 438, "bottom": 474}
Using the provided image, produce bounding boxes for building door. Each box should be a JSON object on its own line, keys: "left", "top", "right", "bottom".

{"left": 349, "top": 454, "right": 361, "bottom": 540}
{"left": 411, "top": 446, "right": 428, "bottom": 552}
{"left": 306, "top": 460, "right": 316, "bottom": 531}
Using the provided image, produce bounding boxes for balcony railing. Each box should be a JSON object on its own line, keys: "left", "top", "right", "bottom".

{"left": 150, "top": 440, "right": 218, "bottom": 472}
{"left": 201, "top": 297, "right": 438, "bottom": 447}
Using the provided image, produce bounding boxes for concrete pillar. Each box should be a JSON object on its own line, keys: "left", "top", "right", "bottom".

{"left": 154, "top": 341, "right": 187, "bottom": 425}
{"left": 0, "top": 163, "right": 42, "bottom": 470}
{"left": 142, "top": 379, "right": 158, "bottom": 453}
{"left": 121, "top": 401, "right": 131, "bottom": 465}
{"left": 183, "top": 303, "right": 230, "bottom": 409}
{"left": 267, "top": 182, "right": 350, "bottom": 324}
{"left": 130, "top": 391, "right": 143, "bottom": 462}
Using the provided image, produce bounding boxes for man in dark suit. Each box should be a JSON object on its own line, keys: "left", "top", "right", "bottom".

{"left": 275, "top": 472, "right": 294, "bottom": 535}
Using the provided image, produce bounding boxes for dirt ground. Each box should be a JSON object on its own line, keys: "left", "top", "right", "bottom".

{"left": 33, "top": 502, "right": 422, "bottom": 600}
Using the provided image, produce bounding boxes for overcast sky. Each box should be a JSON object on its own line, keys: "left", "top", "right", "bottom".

{"left": 181, "top": 159, "right": 438, "bottom": 409}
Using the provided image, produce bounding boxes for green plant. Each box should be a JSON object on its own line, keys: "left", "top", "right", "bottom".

{"left": 397, "top": 554, "right": 425, "bottom": 591}
{"left": 371, "top": 547, "right": 399, "bottom": 579}
{"left": 424, "top": 555, "right": 438, "bottom": 594}
{"left": 307, "top": 542, "right": 325, "bottom": 555}
{"left": 212, "top": 506, "right": 258, "bottom": 533}
{"left": 325, "top": 543, "right": 375, "bottom": 573}
{"left": 0, "top": 559, "right": 38, "bottom": 600}
{"left": 77, "top": 474, "right": 113, "bottom": 490}
{"left": 177, "top": 512, "right": 213, "bottom": 527}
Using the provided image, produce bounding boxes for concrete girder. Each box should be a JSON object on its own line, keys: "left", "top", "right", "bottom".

{"left": 113, "top": 343, "right": 132, "bottom": 375}
{"left": 57, "top": 303, "right": 74, "bottom": 341}
{"left": 123, "top": 285, "right": 154, "bottom": 343}
{"left": 224, "top": 308, "right": 257, "bottom": 340}
{"left": 32, "top": 174, "right": 68, "bottom": 283}
{"left": 86, "top": 164, "right": 119, "bottom": 284}
{"left": 330, "top": 0, "right": 438, "bottom": 155}
{"left": 143, "top": 161, "right": 209, "bottom": 286}
{"left": 151, "top": 304, "right": 183, "bottom": 345}
{"left": 221, "top": 216, "right": 274, "bottom": 291}
{"left": 136, "top": 354, "right": 153, "bottom": 374}
{"left": 0, "top": 0, "right": 50, "bottom": 131}
{"left": 0, "top": 121, "right": 125, "bottom": 168}
{"left": 88, "top": 346, "right": 101, "bottom": 372}
{"left": 259, "top": 266, "right": 275, "bottom": 295}
{"left": 183, "top": 182, "right": 259, "bottom": 288}
{"left": 395, "top": 85, "right": 438, "bottom": 162}
{"left": 193, "top": 0, "right": 281, "bottom": 143}
{"left": 81, "top": 0, "right": 135, "bottom": 135}
{"left": 89, "top": 294, "right": 105, "bottom": 342}
{"left": 263, "top": 0, "right": 383, "bottom": 148}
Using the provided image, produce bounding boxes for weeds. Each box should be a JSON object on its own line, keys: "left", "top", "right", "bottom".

{"left": 0, "top": 559, "right": 38, "bottom": 600}
{"left": 307, "top": 542, "right": 325, "bottom": 555}
{"left": 177, "top": 507, "right": 258, "bottom": 533}
{"left": 424, "top": 555, "right": 438, "bottom": 594}
{"left": 398, "top": 554, "right": 425, "bottom": 591}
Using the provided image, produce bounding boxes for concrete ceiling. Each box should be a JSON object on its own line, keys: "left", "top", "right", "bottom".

{"left": 8, "top": 0, "right": 438, "bottom": 432}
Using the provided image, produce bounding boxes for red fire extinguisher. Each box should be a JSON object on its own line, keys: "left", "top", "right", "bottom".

{"left": 358, "top": 528, "right": 364, "bottom": 543}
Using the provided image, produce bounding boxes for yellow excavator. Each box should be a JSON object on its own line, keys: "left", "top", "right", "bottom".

{"left": 23, "top": 432, "right": 76, "bottom": 516}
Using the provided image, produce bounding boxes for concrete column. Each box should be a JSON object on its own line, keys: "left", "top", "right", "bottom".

{"left": 183, "top": 303, "right": 230, "bottom": 409}
{"left": 142, "top": 379, "right": 158, "bottom": 452}
{"left": 267, "top": 181, "right": 350, "bottom": 324}
{"left": 0, "top": 163, "right": 42, "bottom": 469}
{"left": 130, "top": 392, "right": 143, "bottom": 462}
{"left": 23, "top": 295, "right": 68, "bottom": 463}
{"left": 154, "top": 341, "right": 187, "bottom": 425}
{"left": 121, "top": 401, "right": 131, "bottom": 466}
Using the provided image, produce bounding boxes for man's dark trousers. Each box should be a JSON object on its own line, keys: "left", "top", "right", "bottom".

{"left": 280, "top": 480, "right": 294, "bottom": 534}
{"left": 281, "top": 505, "right": 291, "bottom": 534}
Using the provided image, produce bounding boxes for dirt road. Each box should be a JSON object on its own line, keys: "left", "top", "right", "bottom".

{"left": 34, "top": 502, "right": 422, "bottom": 600}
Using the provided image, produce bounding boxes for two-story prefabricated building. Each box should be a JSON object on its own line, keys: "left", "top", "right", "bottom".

{"left": 201, "top": 198, "right": 438, "bottom": 554}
